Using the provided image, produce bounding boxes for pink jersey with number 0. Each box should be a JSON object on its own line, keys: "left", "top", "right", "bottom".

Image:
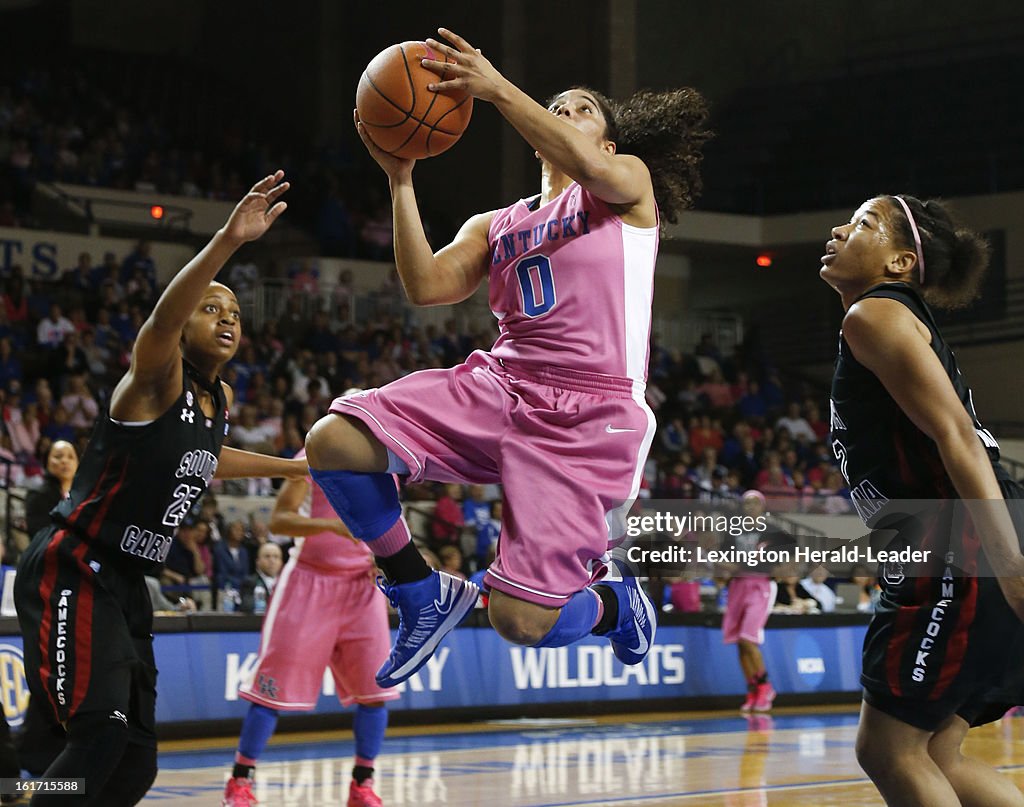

{"left": 487, "top": 181, "right": 658, "bottom": 382}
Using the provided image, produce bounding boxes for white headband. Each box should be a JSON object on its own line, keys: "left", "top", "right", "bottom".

{"left": 893, "top": 196, "right": 926, "bottom": 284}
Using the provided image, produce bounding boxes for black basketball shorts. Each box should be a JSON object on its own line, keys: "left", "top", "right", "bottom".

{"left": 14, "top": 526, "right": 157, "bottom": 745}
{"left": 861, "top": 477, "right": 1024, "bottom": 731}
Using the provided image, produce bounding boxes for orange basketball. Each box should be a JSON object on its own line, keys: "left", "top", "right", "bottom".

{"left": 356, "top": 41, "right": 473, "bottom": 160}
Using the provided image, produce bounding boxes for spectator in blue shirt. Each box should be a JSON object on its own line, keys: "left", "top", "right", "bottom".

{"left": 474, "top": 501, "right": 502, "bottom": 569}
{"left": 213, "top": 520, "right": 252, "bottom": 594}
{"left": 462, "top": 485, "right": 490, "bottom": 531}
{"left": 737, "top": 380, "right": 768, "bottom": 421}
{"left": 42, "top": 405, "right": 75, "bottom": 443}
{"left": 120, "top": 240, "right": 156, "bottom": 287}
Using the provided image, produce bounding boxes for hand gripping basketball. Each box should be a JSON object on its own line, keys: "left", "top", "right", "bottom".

{"left": 355, "top": 35, "right": 474, "bottom": 161}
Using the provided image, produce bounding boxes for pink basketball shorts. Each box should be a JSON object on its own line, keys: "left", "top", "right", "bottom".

{"left": 722, "top": 576, "right": 777, "bottom": 645}
{"left": 330, "top": 351, "right": 655, "bottom": 607}
{"left": 238, "top": 559, "right": 399, "bottom": 709}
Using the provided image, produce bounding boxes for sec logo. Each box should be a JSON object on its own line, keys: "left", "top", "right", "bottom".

{"left": 0, "top": 644, "right": 29, "bottom": 726}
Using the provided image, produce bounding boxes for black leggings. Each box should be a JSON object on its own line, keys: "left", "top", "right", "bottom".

{"left": 0, "top": 701, "right": 21, "bottom": 781}
{"left": 14, "top": 696, "right": 65, "bottom": 777}
{"left": 29, "top": 711, "right": 156, "bottom": 806}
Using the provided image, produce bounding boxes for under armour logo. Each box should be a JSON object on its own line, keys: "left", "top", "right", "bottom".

{"left": 180, "top": 409, "right": 194, "bottom": 423}
{"left": 829, "top": 399, "right": 847, "bottom": 431}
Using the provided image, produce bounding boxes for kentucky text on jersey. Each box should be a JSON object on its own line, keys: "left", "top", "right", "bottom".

{"left": 491, "top": 210, "right": 591, "bottom": 264}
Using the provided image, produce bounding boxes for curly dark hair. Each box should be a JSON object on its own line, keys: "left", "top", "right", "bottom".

{"left": 887, "top": 194, "right": 990, "bottom": 310}
{"left": 548, "top": 87, "right": 712, "bottom": 226}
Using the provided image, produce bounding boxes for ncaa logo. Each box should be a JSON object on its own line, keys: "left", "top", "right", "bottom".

{"left": 0, "top": 644, "right": 29, "bottom": 727}
{"left": 793, "top": 634, "right": 826, "bottom": 690}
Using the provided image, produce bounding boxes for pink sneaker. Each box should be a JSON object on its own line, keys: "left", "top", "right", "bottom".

{"left": 740, "top": 687, "right": 757, "bottom": 713}
{"left": 222, "top": 776, "right": 257, "bottom": 806}
{"left": 753, "top": 682, "right": 776, "bottom": 712}
{"left": 348, "top": 778, "right": 383, "bottom": 807}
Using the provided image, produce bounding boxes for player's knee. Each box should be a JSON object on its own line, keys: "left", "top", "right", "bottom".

{"left": 489, "top": 612, "right": 547, "bottom": 645}
{"left": 854, "top": 730, "right": 882, "bottom": 776}
{"left": 926, "top": 740, "right": 960, "bottom": 771}
{"left": 855, "top": 727, "right": 903, "bottom": 780}
{"left": 488, "top": 597, "right": 552, "bottom": 646}
{"left": 737, "top": 639, "right": 761, "bottom": 659}
{"left": 927, "top": 725, "right": 966, "bottom": 770}
{"left": 305, "top": 414, "right": 387, "bottom": 472}
{"left": 305, "top": 414, "right": 350, "bottom": 469}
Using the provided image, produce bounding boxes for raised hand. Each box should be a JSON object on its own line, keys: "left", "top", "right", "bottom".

{"left": 422, "top": 28, "right": 505, "bottom": 103}
{"left": 222, "top": 170, "right": 290, "bottom": 245}
{"left": 354, "top": 108, "right": 416, "bottom": 180}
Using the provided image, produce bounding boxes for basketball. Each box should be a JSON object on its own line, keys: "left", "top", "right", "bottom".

{"left": 356, "top": 41, "right": 473, "bottom": 160}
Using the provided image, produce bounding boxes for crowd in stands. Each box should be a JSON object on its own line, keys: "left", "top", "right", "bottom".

{"left": 642, "top": 334, "right": 852, "bottom": 514}
{"left": 0, "top": 226, "right": 859, "bottom": 610}
{"left": 0, "top": 65, "right": 450, "bottom": 257}
{"left": 0, "top": 51, "right": 861, "bottom": 610}
{"left": 1, "top": 58, "right": 854, "bottom": 510}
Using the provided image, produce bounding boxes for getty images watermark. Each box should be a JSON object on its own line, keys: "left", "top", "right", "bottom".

{"left": 624, "top": 510, "right": 929, "bottom": 568}
{"left": 615, "top": 498, "right": 1024, "bottom": 578}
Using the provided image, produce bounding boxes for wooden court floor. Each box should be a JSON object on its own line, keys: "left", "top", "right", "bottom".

{"left": 146, "top": 707, "right": 1024, "bottom": 805}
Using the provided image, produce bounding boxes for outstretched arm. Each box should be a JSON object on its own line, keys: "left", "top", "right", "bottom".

{"left": 110, "top": 172, "right": 289, "bottom": 418}
{"left": 423, "top": 28, "right": 651, "bottom": 209}
{"left": 353, "top": 111, "right": 491, "bottom": 306}
{"left": 844, "top": 298, "right": 1024, "bottom": 619}
{"left": 214, "top": 446, "right": 307, "bottom": 481}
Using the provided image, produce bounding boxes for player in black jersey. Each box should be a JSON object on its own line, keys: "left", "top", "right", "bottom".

{"left": 822, "top": 194, "right": 1024, "bottom": 807}
{"left": 14, "top": 171, "right": 305, "bottom": 806}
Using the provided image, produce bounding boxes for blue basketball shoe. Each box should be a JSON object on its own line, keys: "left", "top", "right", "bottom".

{"left": 376, "top": 570, "right": 479, "bottom": 687}
{"left": 600, "top": 558, "right": 657, "bottom": 665}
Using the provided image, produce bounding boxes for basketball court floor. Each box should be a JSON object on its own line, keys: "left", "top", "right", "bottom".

{"left": 149, "top": 707, "right": 1024, "bottom": 805}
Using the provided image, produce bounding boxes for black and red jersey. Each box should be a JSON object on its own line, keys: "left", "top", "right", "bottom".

{"left": 829, "top": 282, "right": 1001, "bottom": 525}
{"left": 52, "top": 361, "right": 228, "bottom": 574}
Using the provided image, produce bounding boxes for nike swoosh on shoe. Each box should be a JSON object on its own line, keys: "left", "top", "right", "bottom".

{"left": 628, "top": 615, "right": 649, "bottom": 655}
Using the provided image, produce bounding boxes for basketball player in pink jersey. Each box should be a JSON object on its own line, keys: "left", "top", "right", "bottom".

{"left": 223, "top": 448, "right": 396, "bottom": 807}
{"left": 305, "top": 27, "right": 710, "bottom": 686}
{"left": 720, "top": 491, "right": 777, "bottom": 713}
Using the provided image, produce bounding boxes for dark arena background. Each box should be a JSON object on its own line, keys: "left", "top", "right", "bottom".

{"left": 1, "top": 1, "right": 1024, "bottom": 804}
